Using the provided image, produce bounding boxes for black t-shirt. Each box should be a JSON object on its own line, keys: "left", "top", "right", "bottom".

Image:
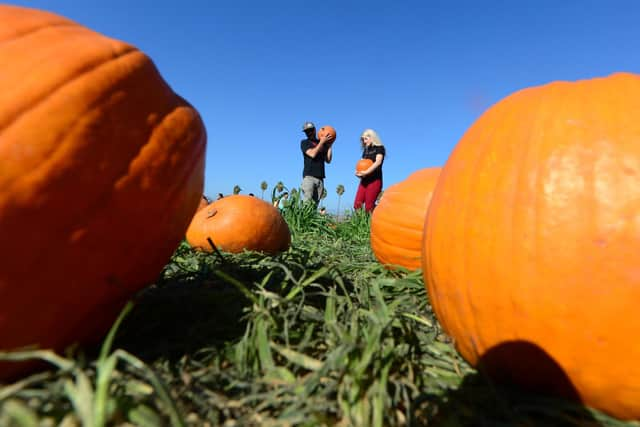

{"left": 301, "top": 138, "right": 329, "bottom": 179}
{"left": 362, "top": 145, "right": 385, "bottom": 182}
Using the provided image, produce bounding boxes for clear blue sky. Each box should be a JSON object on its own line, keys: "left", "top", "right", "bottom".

{"left": 13, "top": 1, "right": 640, "bottom": 213}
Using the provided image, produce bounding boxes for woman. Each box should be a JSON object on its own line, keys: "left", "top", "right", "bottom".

{"left": 354, "top": 129, "right": 385, "bottom": 213}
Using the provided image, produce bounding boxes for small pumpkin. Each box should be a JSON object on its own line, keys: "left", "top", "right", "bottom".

{"left": 355, "top": 158, "right": 374, "bottom": 173}
{"left": 370, "top": 167, "right": 440, "bottom": 270}
{"left": 318, "top": 125, "right": 337, "bottom": 142}
{"left": 423, "top": 72, "right": 640, "bottom": 419}
{"left": 0, "top": 5, "right": 206, "bottom": 379}
{"left": 186, "top": 195, "right": 291, "bottom": 254}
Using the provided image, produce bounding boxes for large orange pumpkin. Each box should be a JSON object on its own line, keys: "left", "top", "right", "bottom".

{"left": 423, "top": 72, "right": 640, "bottom": 419}
{"left": 186, "top": 195, "right": 291, "bottom": 254}
{"left": 370, "top": 168, "right": 440, "bottom": 270}
{"left": 0, "top": 6, "right": 206, "bottom": 378}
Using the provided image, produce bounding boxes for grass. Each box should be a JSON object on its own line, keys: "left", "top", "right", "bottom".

{"left": 1, "top": 198, "right": 639, "bottom": 426}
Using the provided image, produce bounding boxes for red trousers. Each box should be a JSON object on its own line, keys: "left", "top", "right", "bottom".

{"left": 353, "top": 178, "right": 382, "bottom": 213}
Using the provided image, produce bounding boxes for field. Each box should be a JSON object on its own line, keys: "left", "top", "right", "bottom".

{"left": 0, "top": 198, "right": 637, "bottom": 427}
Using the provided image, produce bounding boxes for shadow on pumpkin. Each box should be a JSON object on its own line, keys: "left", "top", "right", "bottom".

{"left": 412, "top": 340, "right": 603, "bottom": 427}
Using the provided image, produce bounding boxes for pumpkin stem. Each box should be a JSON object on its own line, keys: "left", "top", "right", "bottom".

{"left": 206, "top": 237, "right": 225, "bottom": 263}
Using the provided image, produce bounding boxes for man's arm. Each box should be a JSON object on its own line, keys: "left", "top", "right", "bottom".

{"left": 304, "top": 136, "right": 330, "bottom": 159}
{"left": 325, "top": 145, "right": 333, "bottom": 163}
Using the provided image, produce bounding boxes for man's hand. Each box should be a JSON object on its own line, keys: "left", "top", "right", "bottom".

{"left": 319, "top": 135, "right": 335, "bottom": 146}
{"left": 306, "top": 136, "right": 332, "bottom": 159}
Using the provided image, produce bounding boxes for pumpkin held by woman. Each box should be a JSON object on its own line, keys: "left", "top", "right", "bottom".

{"left": 356, "top": 158, "right": 374, "bottom": 173}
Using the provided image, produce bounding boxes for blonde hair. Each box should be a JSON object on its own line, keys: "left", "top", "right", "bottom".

{"left": 360, "top": 129, "right": 383, "bottom": 147}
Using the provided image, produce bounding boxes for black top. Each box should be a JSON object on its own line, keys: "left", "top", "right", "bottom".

{"left": 301, "top": 138, "right": 329, "bottom": 179}
{"left": 362, "top": 145, "right": 385, "bottom": 182}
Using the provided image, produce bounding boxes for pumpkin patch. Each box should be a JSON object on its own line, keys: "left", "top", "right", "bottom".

{"left": 0, "top": 5, "right": 635, "bottom": 426}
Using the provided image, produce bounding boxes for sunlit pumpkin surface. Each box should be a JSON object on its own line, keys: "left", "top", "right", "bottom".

{"left": 370, "top": 167, "right": 440, "bottom": 270}
{"left": 186, "top": 195, "right": 291, "bottom": 255}
{"left": 318, "top": 125, "right": 337, "bottom": 142}
{"left": 423, "top": 72, "right": 640, "bottom": 420}
{"left": 356, "top": 158, "right": 374, "bottom": 173}
{"left": 0, "top": 5, "right": 206, "bottom": 378}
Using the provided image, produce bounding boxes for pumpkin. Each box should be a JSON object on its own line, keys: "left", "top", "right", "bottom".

{"left": 370, "top": 167, "right": 440, "bottom": 270}
{"left": 356, "top": 158, "right": 374, "bottom": 173}
{"left": 0, "top": 5, "right": 206, "bottom": 378}
{"left": 186, "top": 195, "right": 291, "bottom": 254}
{"left": 318, "top": 125, "right": 337, "bottom": 142}
{"left": 423, "top": 72, "right": 640, "bottom": 419}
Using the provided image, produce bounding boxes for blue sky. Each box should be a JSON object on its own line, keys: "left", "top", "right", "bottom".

{"left": 13, "top": 1, "right": 640, "bottom": 213}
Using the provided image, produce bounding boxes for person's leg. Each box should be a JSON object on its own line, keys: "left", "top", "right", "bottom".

{"left": 314, "top": 178, "right": 324, "bottom": 205}
{"left": 364, "top": 179, "right": 382, "bottom": 212}
{"left": 353, "top": 182, "right": 366, "bottom": 210}
{"left": 301, "top": 176, "right": 315, "bottom": 202}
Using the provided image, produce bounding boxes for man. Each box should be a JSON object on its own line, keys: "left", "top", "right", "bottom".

{"left": 300, "top": 121, "right": 333, "bottom": 204}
